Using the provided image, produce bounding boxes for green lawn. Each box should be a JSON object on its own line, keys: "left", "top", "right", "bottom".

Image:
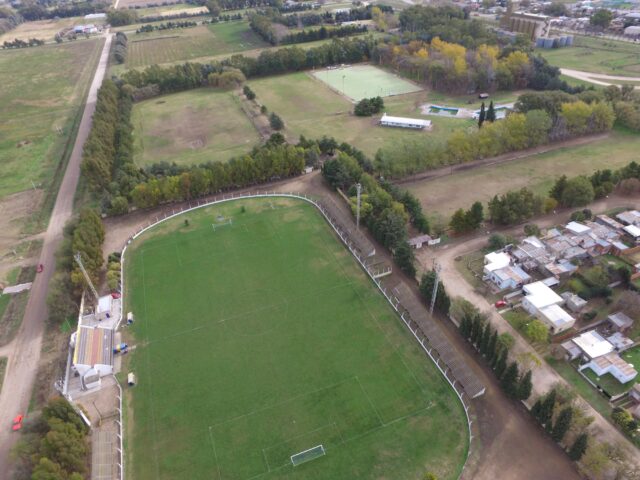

{"left": 407, "top": 130, "right": 640, "bottom": 221}
{"left": 621, "top": 346, "right": 640, "bottom": 372}
{"left": 537, "top": 36, "right": 640, "bottom": 76}
{"left": 582, "top": 368, "right": 634, "bottom": 397}
{"left": 125, "top": 21, "right": 268, "bottom": 68}
{"left": 124, "top": 197, "right": 468, "bottom": 480}
{"left": 131, "top": 88, "right": 261, "bottom": 167}
{"left": 0, "top": 39, "right": 103, "bottom": 199}
{"left": 248, "top": 72, "right": 458, "bottom": 157}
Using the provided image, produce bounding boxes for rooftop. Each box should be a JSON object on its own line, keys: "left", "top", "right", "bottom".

{"left": 573, "top": 330, "right": 614, "bottom": 359}
{"left": 493, "top": 265, "right": 531, "bottom": 284}
{"left": 623, "top": 225, "right": 640, "bottom": 238}
{"left": 539, "top": 304, "right": 574, "bottom": 329}
{"left": 608, "top": 312, "right": 634, "bottom": 329}
{"left": 485, "top": 251, "right": 511, "bottom": 272}
{"left": 592, "top": 353, "right": 637, "bottom": 379}
{"left": 566, "top": 221, "right": 591, "bottom": 235}
{"left": 616, "top": 210, "right": 640, "bottom": 226}
{"left": 380, "top": 114, "right": 431, "bottom": 128}
{"left": 73, "top": 325, "right": 114, "bottom": 368}
{"left": 523, "top": 281, "right": 563, "bottom": 309}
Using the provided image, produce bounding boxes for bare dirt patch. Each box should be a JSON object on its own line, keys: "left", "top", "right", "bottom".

{"left": 0, "top": 189, "right": 44, "bottom": 272}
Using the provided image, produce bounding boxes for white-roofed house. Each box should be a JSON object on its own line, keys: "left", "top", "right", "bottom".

{"left": 538, "top": 304, "right": 575, "bottom": 334}
{"left": 522, "top": 281, "right": 575, "bottom": 333}
{"left": 483, "top": 251, "right": 511, "bottom": 276}
{"left": 488, "top": 265, "right": 531, "bottom": 291}
{"left": 616, "top": 210, "right": 640, "bottom": 226}
{"left": 583, "top": 353, "right": 637, "bottom": 385}
{"left": 565, "top": 221, "right": 591, "bottom": 236}
{"left": 571, "top": 330, "right": 614, "bottom": 360}
{"left": 623, "top": 224, "right": 640, "bottom": 244}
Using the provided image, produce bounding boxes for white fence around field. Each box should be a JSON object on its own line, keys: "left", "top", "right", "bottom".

{"left": 117, "top": 191, "right": 476, "bottom": 480}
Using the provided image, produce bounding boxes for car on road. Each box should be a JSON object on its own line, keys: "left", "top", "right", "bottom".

{"left": 12, "top": 414, "right": 23, "bottom": 431}
{"left": 495, "top": 300, "right": 507, "bottom": 308}
{"left": 36, "top": 264, "right": 43, "bottom": 273}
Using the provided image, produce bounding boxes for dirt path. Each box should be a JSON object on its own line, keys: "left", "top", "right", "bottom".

{"left": 393, "top": 133, "right": 610, "bottom": 186}
{"left": 0, "top": 32, "right": 113, "bottom": 472}
{"left": 417, "top": 194, "right": 640, "bottom": 472}
{"left": 103, "top": 172, "right": 586, "bottom": 480}
{"left": 561, "top": 68, "right": 640, "bottom": 88}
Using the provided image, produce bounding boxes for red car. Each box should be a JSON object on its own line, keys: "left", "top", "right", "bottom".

{"left": 111, "top": 292, "right": 121, "bottom": 299}
{"left": 495, "top": 300, "right": 507, "bottom": 308}
{"left": 36, "top": 264, "right": 43, "bottom": 273}
{"left": 12, "top": 414, "right": 23, "bottom": 432}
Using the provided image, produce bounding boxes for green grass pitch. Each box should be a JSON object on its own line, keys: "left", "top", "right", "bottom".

{"left": 124, "top": 197, "right": 468, "bottom": 480}
{"left": 311, "top": 64, "right": 422, "bottom": 102}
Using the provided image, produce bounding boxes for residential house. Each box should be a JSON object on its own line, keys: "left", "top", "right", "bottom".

{"left": 571, "top": 330, "right": 614, "bottom": 361}
{"left": 483, "top": 251, "right": 511, "bottom": 276}
{"left": 623, "top": 224, "right": 640, "bottom": 245}
{"left": 522, "top": 281, "right": 575, "bottom": 333}
{"left": 608, "top": 312, "right": 634, "bottom": 334}
{"left": 616, "top": 210, "right": 640, "bottom": 226}
{"left": 596, "top": 214, "right": 625, "bottom": 233}
{"left": 488, "top": 265, "right": 531, "bottom": 291}
{"left": 584, "top": 353, "right": 638, "bottom": 384}
{"left": 607, "top": 332, "right": 634, "bottom": 353}
{"left": 561, "top": 291, "right": 587, "bottom": 313}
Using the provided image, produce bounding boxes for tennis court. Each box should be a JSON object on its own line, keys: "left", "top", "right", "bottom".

{"left": 311, "top": 64, "right": 423, "bottom": 101}
{"left": 124, "top": 197, "right": 467, "bottom": 480}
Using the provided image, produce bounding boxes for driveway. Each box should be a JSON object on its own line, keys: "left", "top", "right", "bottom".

{"left": 0, "top": 32, "right": 113, "bottom": 471}
{"left": 561, "top": 68, "right": 640, "bottom": 89}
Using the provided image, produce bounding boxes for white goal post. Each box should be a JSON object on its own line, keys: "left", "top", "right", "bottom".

{"left": 211, "top": 219, "right": 233, "bottom": 231}
{"left": 290, "top": 445, "right": 325, "bottom": 466}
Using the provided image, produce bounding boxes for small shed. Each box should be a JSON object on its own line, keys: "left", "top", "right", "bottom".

{"left": 128, "top": 372, "right": 136, "bottom": 386}
{"left": 478, "top": 93, "right": 489, "bottom": 99}
{"left": 408, "top": 234, "right": 433, "bottom": 249}
{"left": 608, "top": 312, "right": 634, "bottom": 333}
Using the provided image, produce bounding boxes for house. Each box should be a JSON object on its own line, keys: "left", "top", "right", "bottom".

{"left": 616, "top": 210, "right": 640, "bottom": 226}
{"left": 379, "top": 114, "right": 431, "bottom": 130}
{"left": 566, "top": 221, "right": 591, "bottom": 236}
{"left": 483, "top": 251, "right": 511, "bottom": 276}
{"left": 538, "top": 304, "right": 575, "bottom": 334}
{"left": 522, "top": 281, "right": 564, "bottom": 316}
{"left": 571, "top": 330, "right": 614, "bottom": 360}
{"left": 408, "top": 234, "right": 433, "bottom": 249}
{"left": 623, "top": 224, "right": 640, "bottom": 244}
{"left": 561, "top": 339, "right": 582, "bottom": 360}
{"left": 544, "top": 259, "right": 577, "bottom": 279}
{"left": 584, "top": 352, "right": 638, "bottom": 384}
{"left": 607, "top": 332, "right": 634, "bottom": 353}
{"left": 630, "top": 383, "right": 640, "bottom": 403}
{"left": 488, "top": 265, "right": 531, "bottom": 291}
{"left": 512, "top": 236, "right": 551, "bottom": 270}
{"left": 561, "top": 291, "right": 587, "bottom": 313}
{"left": 596, "top": 214, "right": 625, "bottom": 232}
{"left": 608, "top": 312, "right": 634, "bottom": 334}
{"left": 611, "top": 241, "right": 630, "bottom": 256}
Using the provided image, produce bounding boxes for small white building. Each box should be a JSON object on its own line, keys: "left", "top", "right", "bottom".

{"left": 379, "top": 113, "right": 431, "bottom": 130}
{"left": 522, "top": 281, "right": 563, "bottom": 315}
{"left": 538, "top": 304, "right": 575, "bottom": 334}
{"left": 584, "top": 352, "right": 637, "bottom": 384}
{"left": 483, "top": 251, "right": 511, "bottom": 276}
{"left": 565, "top": 221, "right": 591, "bottom": 236}
{"left": 488, "top": 265, "right": 531, "bottom": 291}
{"left": 623, "top": 224, "right": 640, "bottom": 244}
{"left": 572, "top": 330, "right": 614, "bottom": 360}
{"left": 616, "top": 210, "right": 640, "bottom": 226}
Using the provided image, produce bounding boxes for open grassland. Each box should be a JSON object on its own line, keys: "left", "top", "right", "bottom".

{"left": 0, "top": 16, "right": 93, "bottom": 42}
{"left": 125, "top": 21, "right": 267, "bottom": 68}
{"left": 124, "top": 197, "right": 468, "bottom": 480}
{"left": 311, "top": 64, "right": 423, "bottom": 101}
{"left": 406, "top": 130, "right": 640, "bottom": 225}
{"left": 248, "top": 71, "right": 470, "bottom": 157}
{"left": 132, "top": 88, "right": 261, "bottom": 166}
{"left": 0, "top": 39, "right": 103, "bottom": 199}
{"left": 538, "top": 36, "right": 640, "bottom": 76}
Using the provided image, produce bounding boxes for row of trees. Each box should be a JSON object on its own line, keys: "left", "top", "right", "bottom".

{"left": 120, "top": 37, "right": 374, "bottom": 95}
{"left": 18, "top": 1, "right": 108, "bottom": 21}
{"left": 281, "top": 24, "right": 368, "bottom": 45}
{"left": 1, "top": 37, "right": 43, "bottom": 48}
{"left": 113, "top": 32, "right": 128, "bottom": 65}
{"left": 354, "top": 96, "right": 384, "bottom": 117}
{"left": 13, "top": 397, "right": 90, "bottom": 480}
{"left": 136, "top": 20, "right": 198, "bottom": 33}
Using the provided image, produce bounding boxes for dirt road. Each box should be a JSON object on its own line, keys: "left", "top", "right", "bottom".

{"left": 417, "top": 194, "right": 640, "bottom": 471}
{"left": 560, "top": 68, "right": 640, "bottom": 88}
{"left": 0, "top": 32, "right": 113, "bottom": 472}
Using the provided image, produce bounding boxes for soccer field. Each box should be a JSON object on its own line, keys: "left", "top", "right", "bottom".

{"left": 311, "top": 64, "right": 423, "bottom": 102}
{"left": 124, "top": 197, "right": 467, "bottom": 480}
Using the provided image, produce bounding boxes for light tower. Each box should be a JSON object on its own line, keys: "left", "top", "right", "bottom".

{"left": 429, "top": 260, "right": 441, "bottom": 316}
{"left": 74, "top": 252, "right": 100, "bottom": 305}
{"left": 356, "top": 183, "right": 362, "bottom": 230}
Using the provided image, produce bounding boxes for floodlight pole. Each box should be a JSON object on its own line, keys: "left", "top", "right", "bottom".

{"left": 74, "top": 252, "right": 100, "bottom": 305}
{"left": 356, "top": 183, "right": 362, "bottom": 230}
{"left": 429, "top": 260, "right": 441, "bottom": 316}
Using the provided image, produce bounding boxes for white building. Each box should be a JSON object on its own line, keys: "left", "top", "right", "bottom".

{"left": 538, "top": 304, "right": 575, "bottom": 334}
{"left": 565, "top": 221, "right": 591, "bottom": 236}
{"left": 584, "top": 353, "right": 637, "bottom": 384}
{"left": 72, "top": 325, "right": 114, "bottom": 382}
{"left": 623, "top": 224, "right": 640, "bottom": 244}
{"left": 522, "top": 281, "right": 563, "bottom": 315}
{"left": 379, "top": 113, "right": 431, "bottom": 130}
{"left": 572, "top": 330, "right": 614, "bottom": 360}
{"left": 483, "top": 251, "right": 511, "bottom": 276}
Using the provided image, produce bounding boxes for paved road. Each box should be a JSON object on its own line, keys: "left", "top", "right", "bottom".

{"left": 561, "top": 68, "right": 640, "bottom": 88}
{"left": 0, "top": 33, "right": 113, "bottom": 471}
{"left": 417, "top": 194, "right": 640, "bottom": 470}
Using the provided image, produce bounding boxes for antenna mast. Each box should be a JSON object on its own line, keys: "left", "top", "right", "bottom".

{"left": 74, "top": 252, "right": 100, "bottom": 304}
{"left": 429, "top": 260, "right": 441, "bottom": 316}
{"left": 356, "top": 183, "right": 362, "bottom": 230}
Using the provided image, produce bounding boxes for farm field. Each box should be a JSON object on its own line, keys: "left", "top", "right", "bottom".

{"left": 405, "top": 130, "right": 640, "bottom": 226}
{"left": 0, "top": 16, "right": 94, "bottom": 42}
{"left": 124, "top": 197, "right": 468, "bottom": 480}
{"left": 537, "top": 36, "right": 640, "bottom": 76}
{"left": 0, "top": 39, "right": 103, "bottom": 201}
{"left": 248, "top": 71, "right": 468, "bottom": 157}
{"left": 131, "top": 88, "right": 261, "bottom": 167}
{"left": 125, "top": 21, "right": 267, "bottom": 68}
{"left": 311, "top": 64, "right": 423, "bottom": 101}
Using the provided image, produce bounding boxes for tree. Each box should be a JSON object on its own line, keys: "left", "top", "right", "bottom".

{"left": 498, "top": 332, "right": 515, "bottom": 352}
{"left": 394, "top": 242, "right": 416, "bottom": 277}
{"left": 31, "top": 457, "right": 67, "bottom": 480}
{"left": 467, "top": 201, "right": 484, "bottom": 230}
{"left": 488, "top": 233, "right": 508, "bottom": 251}
{"left": 501, "top": 361, "right": 520, "bottom": 397}
{"left": 479, "top": 323, "right": 492, "bottom": 355}
{"left": 478, "top": 102, "right": 486, "bottom": 128}
{"left": 206, "top": 0, "right": 221, "bottom": 17}
{"left": 568, "top": 433, "right": 588, "bottom": 461}
{"left": 551, "top": 406, "right": 573, "bottom": 442}
{"left": 531, "top": 397, "right": 544, "bottom": 422}
{"left": 494, "top": 349, "right": 508, "bottom": 379}
{"left": 523, "top": 224, "right": 540, "bottom": 237}
{"left": 269, "top": 112, "right": 284, "bottom": 130}
{"left": 550, "top": 175, "right": 567, "bottom": 202}
{"left": 486, "top": 101, "right": 496, "bottom": 122}
{"left": 525, "top": 319, "right": 549, "bottom": 343}
{"left": 487, "top": 330, "right": 498, "bottom": 362}
{"left": 590, "top": 9, "right": 612, "bottom": 28}
{"left": 517, "top": 370, "right": 532, "bottom": 401}
{"left": 243, "top": 85, "right": 256, "bottom": 100}
{"left": 419, "top": 271, "right": 450, "bottom": 315}
{"left": 450, "top": 208, "right": 468, "bottom": 234}
{"left": 612, "top": 407, "right": 637, "bottom": 436}
{"left": 539, "top": 389, "right": 557, "bottom": 426}
{"left": 560, "top": 176, "right": 595, "bottom": 207}
{"left": 543, "top": 2, "right": 567, "bottom": 16}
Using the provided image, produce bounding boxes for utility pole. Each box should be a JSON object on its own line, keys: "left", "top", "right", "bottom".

{"left": 356, "top": 183, "right": 362, "bottom": 230}
{"left": 429, "top": 260, "right": 441, "bottom": 316}
{"left": 74, "top": 252, "right": 100, "bottom": 305}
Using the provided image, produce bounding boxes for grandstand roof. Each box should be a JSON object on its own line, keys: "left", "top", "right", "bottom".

{"left": 73, "top": 325, "right": 114, "bottom": 368}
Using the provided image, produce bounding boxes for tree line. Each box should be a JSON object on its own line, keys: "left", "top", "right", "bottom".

{"left": 136, "top": 20, "right": 198, "bottom": 33}
{"left": 280, "top": 24, "right": 368, "bottom": 46}
{"left": 18, "top": 1, "right": 108, "bottom": 21}
{"left": 12, "top": 397, "right": 90, "bottom": 480}
{"left": 113, "top": 32, "right": 128, "bottom": 64}
{"left": 2, "top": 37, "right": 44, "bottom": 49}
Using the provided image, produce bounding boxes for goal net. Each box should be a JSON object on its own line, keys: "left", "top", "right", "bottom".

{"left": 290, "top": 445, "right": 325, "bottom": 466}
